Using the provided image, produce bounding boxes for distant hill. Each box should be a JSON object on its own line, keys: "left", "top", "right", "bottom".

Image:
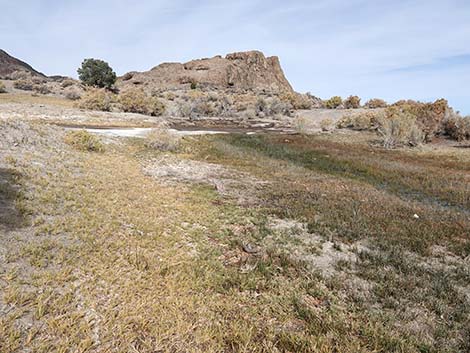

{"left": 0, "top": 49, "right": 46, "bottom": 79}
{"left": 117, "top": 50, "right": 294, "bottom": 94}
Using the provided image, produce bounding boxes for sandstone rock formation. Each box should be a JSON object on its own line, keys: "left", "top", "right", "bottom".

{"left": 0, "top": 49, "right": 46, "bottom": 79}
{"left": 117, "top": 51, "right": 294, "bottom": 94}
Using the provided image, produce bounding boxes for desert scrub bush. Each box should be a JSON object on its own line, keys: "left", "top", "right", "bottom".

{"left": 443, "top": 112, "right": 470, "bottom": 141}
{"left": 268, "top": 97, "right": 292, "bottom": 116}
{"left": 119, "top": 88, "right": 148, "bottom": 114}
{"left": 65, "top": 90, "right": 81, "bottom": 101}
{"left": 144, "top": 127, "right": 181, "bottom": 151}
{"left": 77, "top": 89, "right": 112, "bottom": 111}
{"left": 119, "top": 88, "right": 165, "bottom": 116}
{"left": 280, "top": 92, "right": 312, "bottom": 110}
{"left": 147, "top": 96, "right": 166, "bottom": 116}
{"left": 343, "top": 95, "right": 361, "bottom": 109}
{"left": 13, "top": 79, "right": 33, "bottom": 91}
{"left": 337, "top": 111, "right": 384, "bottom": 130}
{"left": 33, "top": 84, "right": 51, "bottom": 95}
{"left": 77, "top": 58, "right": 117, "bottom": 88}
{"left": 319, "top": 118, "right": 334, "bottom": 131}
{"left": 365, "top": 98, "right": 388, "bottom": 108}
{"left": 378, "top": 107, "right": 424, "bottom": 148}
{"left": 60, "top": 79, "right": 75, "bottom": 88}
{"left": 392, "top": 99, "right": 450, "bottom": 141}
{"left": 65, "top": 130, "right": 104, "bottom": 152}
{"left": 293, "top": 116, "right": 317, "bottom": 134}
{"left": 325, "top": 96, "right": 342, "bottom": 109}
{"left": 164, "top": 92, "right": 176, "bottom": 101}
{"left": 0, "top": 81, "right": 6, "bottom": 93}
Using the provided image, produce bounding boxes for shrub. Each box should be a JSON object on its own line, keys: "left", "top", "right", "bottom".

{"left": 119, "top": 88, "right": 166, "bottom": 116}
{"left": 65, "top": 90, "right": 81, "bottom": 101}
{"left": 443, "top": 112, "right": 470, "bottom": 141}
{"left": 319, "top": 118, "right": 334, "bottom": 131}
{"left": 190, "top": 81, "right": 197, "bottom": 90}
{"left": 268, "top": 97, "right": 292, "bottom": 116}
{"left": 119, "top": 88, "right": 148, "bottom": 114}
{"left": 325, "top": 96, "right": 342, "bottom": 109}
{"left": 65, "top": 130, "right": 104, "bottom": 152}
{"left": 344, "top": 95, "right": 361, "bottom": 109}
{"left": 365, "top": 98, "right": 388, "bottom": 108}
{"left": 13, "top": 79, "right": 33, "bottom": 91}
{"left": 280, "top": 92, "right": 312, "bottom": 110}
{"left": 293, "top": 116, "right": 309, "bottom": 134}
{"left": 77, "top": 58, "right": 116, "bottom": 88}
{"left": 33, "top": 84, "right": 51, "bottom": 95}
{"left": 392, "top": 99, "right": 450, "bottom": 141}
{"left": 0, "top": 82, "right": 6, "bottom": 93}
{"left": 32, "top": 77, "right": 47, "bottom": 84}
{"left": 61, "top": 79, "right": 75, "bottom": 88}
{"left": 337, "top": 111, "right": 383, "bottom": 130}
{"left": 377, "top": 107, "right": 424, "bottom": 148}
{"left": 144, "top": 128, "right": 181, "bottom": 151}
{"left": 165, "top": 92, "right": 176, "bottom": 101}
{"left": 147, "top": 96, "right": 166, "bottom": 116}
{"left": 77, "top": 89, "right": 112, "bottom": 111}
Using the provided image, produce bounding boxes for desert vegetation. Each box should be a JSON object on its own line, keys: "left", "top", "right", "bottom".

{"left": 365, "top": 98, "right": 388, "bottom": 108}
{"left": 324, "top": 96, "right": 343, "bottom": 109}
{"left": 76, "top": 88, "right": 113, "bottom": 111}
{"left": 13, "top": 79, "right": 33, "bottom": 91}
{"left": 77, "top": 58, "right": 117, "bottom": 88}
{"left": 64, "top": 130, "right": 105, "bottom": 152}
{"left": 1, "top": 117, "right": 469, "bottom": 352}
{"left": 343, "top": 95, "right": 361, "bottom": 109}
{"left": 119, "top": 88, "right": 165, "bottom": 116}
{"left": 336, "top": 99, "right": 469, "bottom": 148}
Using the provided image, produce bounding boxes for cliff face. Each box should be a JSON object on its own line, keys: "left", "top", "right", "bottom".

{"left": 0, "top": 49, "right": 46, "bottom": 78}
{"left": 118, "top": 51, "right": 294, "bottom": 93}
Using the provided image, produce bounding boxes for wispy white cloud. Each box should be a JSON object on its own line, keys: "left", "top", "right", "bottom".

{"left": 1, "top": 0, "right": 469, "bottom": 112}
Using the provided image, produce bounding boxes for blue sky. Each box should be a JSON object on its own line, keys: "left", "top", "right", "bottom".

{"left": 1, "top": 0, "right": 469, "bottom": 113}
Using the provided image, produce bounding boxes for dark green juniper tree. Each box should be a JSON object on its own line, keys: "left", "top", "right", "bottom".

{"left": 77, "top": 58, "right": 116, "bottom": 88}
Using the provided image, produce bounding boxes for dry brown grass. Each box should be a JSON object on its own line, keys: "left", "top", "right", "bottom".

{"left": 0, "top": 93, "right": 75, "bottom": 108}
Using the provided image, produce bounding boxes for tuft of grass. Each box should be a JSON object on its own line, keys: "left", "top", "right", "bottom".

{"left": 64, "top": 130, "right": 104, "bottom": 152}
{"left": 144, "top": 127, "right": 181, "bottom": 152}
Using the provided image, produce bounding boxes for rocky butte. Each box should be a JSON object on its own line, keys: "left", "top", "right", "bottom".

{"left": 117, "top": 50, "right": 294, "bottom": 94}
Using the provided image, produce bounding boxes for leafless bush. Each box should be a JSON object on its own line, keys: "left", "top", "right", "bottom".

{"left": 443, "top": 110, "right": 470, "bottom": 141}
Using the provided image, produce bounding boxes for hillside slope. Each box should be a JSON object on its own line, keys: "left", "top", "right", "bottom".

{"left": 0, "top": 49, "right": 46, "bottom": 78}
